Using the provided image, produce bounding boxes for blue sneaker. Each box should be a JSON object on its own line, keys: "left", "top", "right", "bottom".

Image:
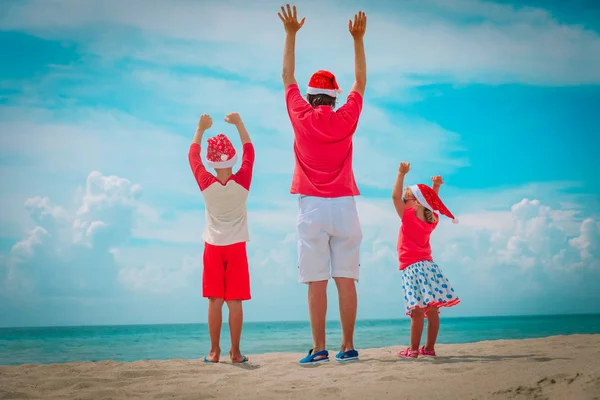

{"left": 299, "top": 349, "right": 329, "bottom": 364}
{"left": 335, "top": 349, "right": 359, "bottom": 362}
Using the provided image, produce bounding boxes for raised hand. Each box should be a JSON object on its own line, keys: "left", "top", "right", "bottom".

{"left": 431, "top": 175, "right": 444, "bottom": 185}
{"left": 399, "top": 162, "right": 410, "bottom": 175}
{"left": 197, "top": 114, "right": 213, "bottom": 131}
{"left": 349, "top": 11, "right": 367, "bottom": 39}
{"left": 224, "top": 112, "right": 242, "bottom": 126}
{"left": 278, "top": 4, "right": 305, "bottom": 34}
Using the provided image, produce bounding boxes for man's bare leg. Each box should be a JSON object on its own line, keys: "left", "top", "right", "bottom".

{"left": 308, "top": 280, "right": 328, "bottom": 358}
{"left": 334, "top": 277, "right": 357, "bottom": 352}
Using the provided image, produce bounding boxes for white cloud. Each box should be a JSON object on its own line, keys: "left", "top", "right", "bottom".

{"left": 118, "top": 254, "right": 202, "bottom": 294}
{"left": 493, "top": 199, "right": 576, "bottom": 271}
{"left": 566, "top": 218, "right": 600, "bottom": 269}
{"left": 0, "top": 171, "right": 201, "bottom": 301}
{"left": 73, "top": 171, "right": 142, "bottom": 247}
{"left": 2, "top": 0, "right": 598, "bottom": 87}
{"left": 426, "top": 198, "right": 600, "bottom": 274}
{"left": 1, "top": 164, "right": 599, "bottom": 325}
{"left": 0, "top": 106, "right": 204, "bottom": 207}
{"left": 10, "top": 0, "right": 593, "bottom": 236}
{"left": 0, "top": 72, "right": 467, "bottom": 218}
{"left": 1, "top": 0, "right": 599, "bottom": 324}
{"left": 345, "top": 195, "right": 600, "bottom": 315}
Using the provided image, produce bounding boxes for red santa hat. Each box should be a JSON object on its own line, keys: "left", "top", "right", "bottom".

{"left": 409, "top": 184, "right": 458, "bottom": 224}
{"left": 307, "top": 70, "right": 342, "bottom": 98}
{"left": 206, "top": 134, "right": 237, "bottom": 169}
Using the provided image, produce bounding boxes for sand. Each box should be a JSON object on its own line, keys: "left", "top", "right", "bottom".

{"left": 1, "top": 334, "right": 599, "bottom": 400}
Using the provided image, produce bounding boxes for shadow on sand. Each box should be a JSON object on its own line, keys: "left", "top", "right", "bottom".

{"left": 357, "top": 354, "right": 568, "bottom": 364}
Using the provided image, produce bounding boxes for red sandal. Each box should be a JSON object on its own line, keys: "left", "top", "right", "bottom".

{"left": 419, "top": 346, "right": 436, "bottom": 357}
{"left": 396, "top": 347, "right": 419, "bottom": 358}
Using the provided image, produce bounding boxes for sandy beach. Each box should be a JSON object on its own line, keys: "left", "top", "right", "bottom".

{"left": 1, "top": 334, "right": 599, "bottom": 400}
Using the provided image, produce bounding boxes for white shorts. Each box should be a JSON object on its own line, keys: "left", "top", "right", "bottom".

{"left": 297, "top": 195, "right": 363, "bottom": 283}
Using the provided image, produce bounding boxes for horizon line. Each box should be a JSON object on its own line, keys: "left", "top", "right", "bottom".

{"left": 2, "top": 312, "right": 598, "bottom": 330}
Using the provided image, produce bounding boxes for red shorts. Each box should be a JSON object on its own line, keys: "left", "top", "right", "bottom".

{"left": 202, "top": 241, "right": 251, "bottom": 301}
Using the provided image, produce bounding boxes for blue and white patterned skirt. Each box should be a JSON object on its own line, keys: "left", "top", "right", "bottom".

{"left": 401, "top": 260, "right": 460, "bottom": 317}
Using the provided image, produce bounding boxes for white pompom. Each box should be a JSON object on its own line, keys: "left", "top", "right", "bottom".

{"left": 452, "top": 219, "right": 459, "bottom": 224}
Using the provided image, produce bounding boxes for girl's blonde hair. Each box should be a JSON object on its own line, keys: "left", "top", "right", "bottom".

{"left": 403, "top": 187, "right": 437, "bottom": 224}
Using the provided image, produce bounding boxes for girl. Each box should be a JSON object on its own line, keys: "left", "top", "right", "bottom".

{"left": 392, "top": 162, "right": 460, "bottom": 358}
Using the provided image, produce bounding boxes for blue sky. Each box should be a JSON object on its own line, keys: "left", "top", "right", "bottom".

{"left": 0, "top": 0, "right": 599, "bottom": 327}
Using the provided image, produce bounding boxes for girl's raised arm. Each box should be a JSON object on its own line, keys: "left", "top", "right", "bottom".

{"left": 392, "top": 162, "right": 410, "bottom": 218}
{"left": 430, "top": 175, "right": 444, "bottom": 194}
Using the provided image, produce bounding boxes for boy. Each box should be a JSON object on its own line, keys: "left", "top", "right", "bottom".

{"left": 188, "top": 112, "right": 255, "bottom": 364}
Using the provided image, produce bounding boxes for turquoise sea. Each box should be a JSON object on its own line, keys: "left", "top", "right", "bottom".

{"left": 1, "top": 314, "right": 599, "bottom": 366}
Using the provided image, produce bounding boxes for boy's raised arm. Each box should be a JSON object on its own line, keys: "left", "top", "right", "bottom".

{"left": 224, "top": 112, "right": 254, "bottom": 188}
{"left": 191, "top": 114, "right": 211, "bottom": 146}
{"left": 278, "top": 4, "right": 305, "bottom": 89}
{"left": 224, "top": 112, "right": 251, "bottom": 144}
{"left": 348, "top": 11, "right": 367, "bottom": 97}
{"left": 189, "top": 114, "right": 215, "bottom": 191}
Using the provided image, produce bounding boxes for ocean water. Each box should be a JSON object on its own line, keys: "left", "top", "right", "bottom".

{"left": 1, "top": 314, "right": 599, "bottom": 366}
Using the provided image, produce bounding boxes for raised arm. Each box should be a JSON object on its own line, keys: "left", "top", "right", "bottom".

{"left": 189, "top": 114, "right": 216, "bottom": 191}
{"left": 348, "top": 11, "right": 367, "bottom": 96}
{"left": 430, "top": 175, "right": 444, "bottom": 194}
{"left": 278, "top": 4, "right": 305, "bottom": 89}
{"left": 192, "top": 114, "right": 211, "bottom": 146}
{"left": 224, "top": 112, "right": 250, "bottom": 144}
{"left": 224, "top": 113, "right": 254, "bottom": 188}
{"left": 392, "top": 162, "right": 411, "bottom": 218}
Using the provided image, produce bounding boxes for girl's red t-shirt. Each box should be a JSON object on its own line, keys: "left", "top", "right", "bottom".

{"left": 397, "top": 207, "right": 439, "bottom": 270}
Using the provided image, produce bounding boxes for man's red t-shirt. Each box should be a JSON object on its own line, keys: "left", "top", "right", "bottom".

{"left": 285, "top": 84, "right": 363, "bottom": 198}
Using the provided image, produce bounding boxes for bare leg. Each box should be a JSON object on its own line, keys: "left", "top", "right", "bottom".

{"left": 334, "top": 277, "right": 357, "bottom": 351}
{"left": 206, "top": 298, "right": 224, "bottom": 362}
{"left": 308, "top": 280, "right": 328, "bottom": 357}
{"left": 410, "top": 308, "right": 426, "bottom": 351}
{"left": 226, "top": 300, "right": 245, "bottom": 363}
{"left": 425, "top": 307, "right": 440, "bottom": 351}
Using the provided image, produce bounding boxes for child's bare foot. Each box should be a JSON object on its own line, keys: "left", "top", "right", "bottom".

{"left": 204, "top": 348, "right": 220, "bottom": 363}
{"left": 230, "top": 350, "right": 248, "bottom": 364}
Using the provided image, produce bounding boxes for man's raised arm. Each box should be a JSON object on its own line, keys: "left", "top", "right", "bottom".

{"left": 348, "top": 11, "right": 367, "bottom": 97}
{"left": 278, "top": 4, "right": 305, "bottom": 89}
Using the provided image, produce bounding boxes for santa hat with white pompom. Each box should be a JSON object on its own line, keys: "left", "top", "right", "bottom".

{"left": 206, "top": 134, "right": 238, "bottom": 169}
{"left": 409, "top": 184, "right": 459, "bottom": 224}
{"left": 306, "top": 70, "right": 343, "bottom": 98}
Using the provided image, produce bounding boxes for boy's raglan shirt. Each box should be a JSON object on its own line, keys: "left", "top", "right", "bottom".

{"left": 285, "top": 83, "right": 363, "bottom": 198}
{"left": 188, "top": 142, "right": 255, "bottom": 246}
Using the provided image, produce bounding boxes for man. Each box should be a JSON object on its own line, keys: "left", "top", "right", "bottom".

{"left": 278, "top": 4, "right": 367, "bottom": 363}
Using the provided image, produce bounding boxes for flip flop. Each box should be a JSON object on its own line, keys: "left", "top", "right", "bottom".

{"left": 397, "top": 348, "right": 419, "bottom": 358}
{"left": 335, "top": 349, "right": 359, "bottom": 362}
{"left": 232, "top": 355, "right": 248, "bottom": 364}
{"left": 419, "top": 346, "right": 436, "bottom": 357}
{"left": 299, "top": 349, "right": 329, "bottom": 364}
{"left": 203, "top": 357, "right": 219, "bottom": 363}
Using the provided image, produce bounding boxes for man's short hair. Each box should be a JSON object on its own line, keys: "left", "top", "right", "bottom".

{"left": 306, "top": 94, "right": 336, "bottom": 108}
